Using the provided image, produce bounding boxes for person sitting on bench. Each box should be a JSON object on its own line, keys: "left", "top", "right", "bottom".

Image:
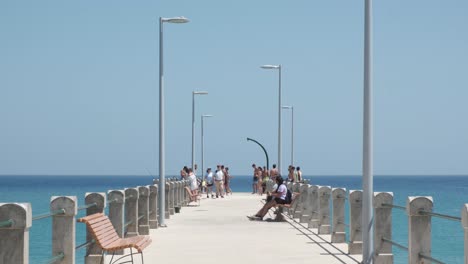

{"left": 247, "top": 176, "right": 287, "bottom": 220}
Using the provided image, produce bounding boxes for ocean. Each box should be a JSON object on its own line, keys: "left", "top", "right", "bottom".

{"left": 0, "top": 175, "right": 466, "bottom": 264}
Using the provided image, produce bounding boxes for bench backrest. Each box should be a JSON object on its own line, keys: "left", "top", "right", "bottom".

{"left": 78, "top": 213, "right": 120, "bottom": 249}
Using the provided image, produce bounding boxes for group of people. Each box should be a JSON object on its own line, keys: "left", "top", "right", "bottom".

{"left": 180, "top": 164, "right": 233, "bottom": 199}
{"left": 251, "top": 164, "right": 302, "bottom": 195}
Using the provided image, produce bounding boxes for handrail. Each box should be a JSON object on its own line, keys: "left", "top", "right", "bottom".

{"left": 43, "top": 252, "right": 64, "bottom": 264}
{"left": 107, "top": 198, "right": 119, "bottom": 205}
{"left": 382, "top": 203, "right": 406, "bottom": 210}
{"left": 0, "top": 219, "right": 13, "bottom": 228}
{"left": 124, "top": 220, "right": 133, "bottom": 228}
{"left": 337, "top": 195, "right": 348, "bottom": 200}
{"left": 418, "top": 210, "right": 461, "bottom": 222}
{"left": 77, "top": 203, "right": 97, "bottom": 211}
{"left": 382, "top": 237, "right": 408, "bottom": 251}
{"left": 419, "top": 253, "right": 446, "bottom": 264}
{"left": 75, "top": 239, "right": 95, "bottom": 251}
{"left": 125, "top": 195, "right": 134, "bottom": 201}
{"left": 138, "top": 214, "right": 144, "bottom": 221}
{"left": 32, "top": 209, "right": 66, "bottom": 221}
{"left": 338, "top": 221, "right": 349, "bottom": 228}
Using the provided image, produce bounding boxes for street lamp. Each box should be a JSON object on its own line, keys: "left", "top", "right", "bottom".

{"left": 158, "top": 16, "right": 189, "bottom": 227}
{"left": 282, "top": 105, "right": 294, "bottom": 166}
{"left": 201, "top": 114, "right": 214, "bottom": 184}
{"left": 261, "top": 64, "right": 282, "bottom": 176}
{"left": 362, "top": 0, "right": 374, "bottom": 263}
{"left": 192, "top": 91, "right": 208, "bottom": 172}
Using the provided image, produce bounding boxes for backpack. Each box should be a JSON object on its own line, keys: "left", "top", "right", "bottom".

{"left": 285, "top": 189, "right": 292, "bottom": 204}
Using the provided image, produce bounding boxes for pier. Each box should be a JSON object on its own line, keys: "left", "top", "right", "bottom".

{"left": 1, "top": 179, "right": 468, "bottom": 264}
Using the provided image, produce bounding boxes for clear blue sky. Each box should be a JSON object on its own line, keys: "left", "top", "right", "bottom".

{"left": 1, "top": 1, "right": 467, "bottom": 176}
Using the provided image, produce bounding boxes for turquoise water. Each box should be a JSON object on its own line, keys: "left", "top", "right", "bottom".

{"left": 0, "top": 175, "right": 466, "bottom": 263}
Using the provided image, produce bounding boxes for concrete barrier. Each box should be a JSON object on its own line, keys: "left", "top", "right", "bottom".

{"left": 331, "top": 188, "right": 346, "bottom": 243}
{"left": 124, "top": 188, "right": 139, "bottom": 237}
{"left": 407, "top": 196, "right": 433, "bottom": 264}
{"left": 318, "top": 186, "right": 331, "bottom": 234}
{"left": 349, "top": 190, "right": 363, "bottom": 254}
{"left": 149, "top": 185, "right": 158, "bottom": 229}
{"left": 169, "top": 182, "right": 175, "bottom": 215}
{"left": 373, "top": 192, "right": 393, "bottom": 264}
{"left": 51, "top": 196, "right": 77, "bottom": 264}
{"left": 0, "top": 203, "right": 32, "bottom": 264}
{"left": 307, "top": 185, "right": 320, "bottom": 228}
{"left": 137, "top": 186, "right": 150, "bottom": 235}
{"left": 108, "top": 190, "right": 124, "bottom": 255}
{"left": 461, "top": 204, "right": 468, "bottom": 264}
{"left": 299, "top": 185, "right": 313, "bottom": 223}
{"left": 294, "top": 184, "right": 309, "bottom": 218}
{"left": 84, "top": 192, "right": 106, "bottom": 264}
{"left": 165, "top": 182, "right": 170, "bottom": 219}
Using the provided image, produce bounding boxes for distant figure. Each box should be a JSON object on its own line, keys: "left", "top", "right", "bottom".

{"left": 257, "top": 167, "right": 264, "bottom": 195}
{"left": 296, "top": 166, "right": 302, "bottom": 182}
{"left": 188, "top": 168, "right": 198, "bottom": 196}
{"left": 205, "top": 168, "right": 214, "bottom": 198}
{"left": 224, "top": 167, "right": 233, "bottom": 195}
{"left": 215, "top": 165, "right": 225, "bottom": 198}
{"left": 252, "top": 164, "right": 258, "bottom": 194}
{"left": 288, "top": 165, "right": 294, "bottom": 182}
{"left": 180, "top": 166, "right": 188, "bottom": 180}
{"left": 270, "top": 164, "right": 278, "bottom": 182}
{"left": 247, "top": 176, "right": 287, "bottom": 221}
{"left": 261, "top": 166, "right": 269, "bottom": 194}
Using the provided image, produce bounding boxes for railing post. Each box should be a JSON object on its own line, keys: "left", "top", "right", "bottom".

{"left": 0, "top": 203, "right": 32, "bottom": 264}
{"left": 107, "top": 190, "right": 124, "bottom": 255}
{"left": 294, "top": 184, "right": 309, "bottom": 218}
{"left": 137, "top": 186, "right": 150, "bottom": 235}
{"left": 164, "top": 182, "right": 170, "bottom": 218}
{"left": 149, "top": 185, "right": 158, "bottom": 229}
{"left": 349, "top": 190, "right": 363, "bottom": 254}
{"left": 318, "top": 186, "right": 331, "bottom": 234}
{"left": 407, "top": 196, "right": 433, "bottom": 264}
{"left": 332, "top": 188, "right": 346, "bottom": 243}
{"left": 50, "top": 196, "right": 77, "bottom": 264}
{"left": 84, "top": 193, "right": 106, "bottom": 264}
{"left": 462, "top": 204, "right": 468, "bottom": 264}
{"left": 299, "top": 185, "right": 312, "bottom": 223}
{"left": 307, "top": 185, "right": 320, "bottom": 228}
{"left": 175, "top": 181, "right": 181, "bottom": 213}
{"left": 373, "top": 192, "right": 393, "bottom": 263}
{"left": 124, "top": 188, "right": 139, "bottom": 237}
{"left": 169, "top": 181, "right": 176, "bottom": 215}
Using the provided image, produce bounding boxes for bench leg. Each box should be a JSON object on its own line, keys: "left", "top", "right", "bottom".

{"left": 140, "top": 252, "right": 144, "bottom": 264}
{"left": 100, "top": 251, "right": 105, "bottom": 264}
{"left": 130, "top": 248, "right": 134, "bottom": 264}
{"left": 275, "top": 207, "right": 286, "bottom": 222}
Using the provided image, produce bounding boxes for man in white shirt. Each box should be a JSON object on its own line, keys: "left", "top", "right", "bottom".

{"left": 214, "top": 165, "right": 225, "bottom": 198}
{"left": 188, "top": 168, "right": 198, "bottom": 196}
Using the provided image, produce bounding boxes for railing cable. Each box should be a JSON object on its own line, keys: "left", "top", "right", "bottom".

{"left": 419, "top": 253, "right": 446, "bottom": 264}
{"left": 0, "top": 219, "right": 13, "bottom": 228}
{"left": 32, "top": 209, "right": 66, "bottom": 221}
{"left": 75, "top": 239, "right": 95, "bottom": 251}
{"left": 43, "top": 252, "right": 64, "bottom": 264}
{"left": 418, "top": 210, "right": 461, "bottom": 222}
{"left": 77, "top": 203, "right": 97, "bottom": 211}
{"left": 382, "top": 237, "right": 408, "bottom": 251}
{"left": 382, "top": 203, "right": 406, "bottom": 210}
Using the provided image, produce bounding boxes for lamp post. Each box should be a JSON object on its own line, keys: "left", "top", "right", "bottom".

{"left": 201, "top": 114, "right": 213, "bottom": 184}
{"left": 158, "top": 16, "right": 189, "bottom": 227}
{"left": 362, "top": 0, "right": 374, "bottom": 263}
{"left": 192, "top": 91, "right": 208, "bottom": 172}
{"left": 282, "top": 105, "right": 294, "bottom": 166}
{"left": 261, "top": 64, "right": 282, "bottom": 176}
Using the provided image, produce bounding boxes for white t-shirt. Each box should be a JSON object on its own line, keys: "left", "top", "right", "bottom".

{"left": 215, "top": 170, "right": 224, "bottom": 181}
{"left": 188, "top": 173, "right": 198, "bottom": 190}
{"left": 277, "top": 184, "right": 287, "bottom": 200}
{"left": 206, "top": 172, "right": 213, "bottom": 184}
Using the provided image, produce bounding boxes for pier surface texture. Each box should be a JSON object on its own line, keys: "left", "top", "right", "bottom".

{"left": 108, "top": 193, "right": 361, "bottom": 264}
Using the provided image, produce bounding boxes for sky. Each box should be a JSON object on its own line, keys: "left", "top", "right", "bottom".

{"left": 1, "top": 1, "right": 467, "bottom": 176}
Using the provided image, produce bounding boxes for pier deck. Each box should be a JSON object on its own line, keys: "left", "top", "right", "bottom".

{"left": 110, "top": 193, "right": 362, "bottom": 264}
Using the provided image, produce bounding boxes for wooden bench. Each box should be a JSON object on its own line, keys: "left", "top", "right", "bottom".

{"left": 78, "top": 213, "right": 151, "bottom": 264}
{"left": 185, "top": 186, "right": 200, "bottom": 206}
{"left": 274, "top": 192, "right": 301, "bottom": 221}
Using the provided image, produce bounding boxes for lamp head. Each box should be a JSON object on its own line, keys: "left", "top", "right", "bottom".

{"left": 193, "top": 91, "right": 209, "bottom": 95}
{"left": 260, "top": 64, "right": 280, "bottom": 69}
{"left": 202, "top": 114, "right": 214, "bottom": 118}
{"left": 162, "top": 16, "right": 190, "bottom": 23}
{"left": 282, "top": 105, "right": 292, "bottom": 109}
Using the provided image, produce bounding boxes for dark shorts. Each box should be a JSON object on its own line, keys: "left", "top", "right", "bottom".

{"left": 274, "top": 197, "right": 287, "bottom": 204}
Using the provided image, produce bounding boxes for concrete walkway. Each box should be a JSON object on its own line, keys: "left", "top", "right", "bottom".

{"left": 109, "top": 193, "right": 362, "bottom": 264}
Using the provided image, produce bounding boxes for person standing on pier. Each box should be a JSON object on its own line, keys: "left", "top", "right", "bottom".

{"left": 205, "top": 168, "right": 214, "bottom": 198}
{"left": 214, "top": 165, "right": 225, "bottom": 198}
{"left": 188, "top": 168, "right": 198, "bottom": 196}
{"left": 180, "top": 166, "right": 188, "bottom": 180}
{"left": 269, "top": 164, "right": 278, "bottom": 182}
{"left": 296, "top": 167, "right": 302, "bottom": 182}
{"left": 224, "top": 166, "right": 233, "bottom": 195}
{"left": 252, "top": 164, "right": 258, "bottom": 194}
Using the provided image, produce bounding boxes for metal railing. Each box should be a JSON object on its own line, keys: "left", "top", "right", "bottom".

{"left": 32, "top": 209, "right": 65, "bottom": 221}
{"left": 418, "top": 210, "right": 461, "bottom": 222}
{"left": 0, "top": 219, "right": 13, "bottom": 228}
{"left": 419, "top": 253, "right": 446, "bottom": 264}
{"left": 77, "top": 202, "right": 97, "bottom": 211}
{"left": 75, "top": 239, "right": 95, "bottom": 251}
{"left": 43, "top": 252, "right": 64, "bottom": 264}
{"left": 382, "top": 237, "right": 408, "bottom": 251}
{"left": 382, "top": 203, "right": 406, "bottom": 210}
